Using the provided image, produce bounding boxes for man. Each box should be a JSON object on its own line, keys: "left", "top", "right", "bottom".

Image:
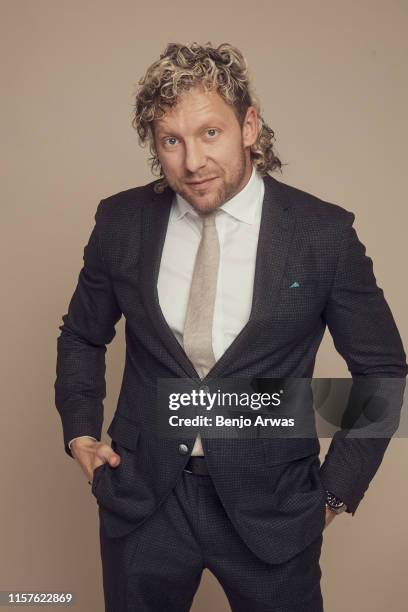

{"left": 55, "top": 42, "right": 407, "bottom": 611}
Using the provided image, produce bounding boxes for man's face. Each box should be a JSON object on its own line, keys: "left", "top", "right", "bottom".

{"left": 152, "top": 85, "right": 258, "bottom": 213}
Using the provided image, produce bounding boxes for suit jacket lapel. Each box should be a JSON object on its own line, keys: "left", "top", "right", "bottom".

{"left": 203, "top": 174, "right": 295, "bottom": 379}
{"left": 140, "top": 185, "right": 200, "bottom": 379}
{"left": 140, "top": 174, "right": 295, "bottom": 381}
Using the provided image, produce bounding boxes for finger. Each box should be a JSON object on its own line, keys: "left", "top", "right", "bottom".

{"left": 96, "top": 444, "right": 121, "bottom": 467}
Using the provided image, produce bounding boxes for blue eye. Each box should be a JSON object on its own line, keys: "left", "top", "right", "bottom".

{"left": 163, "top": 129, "right": 219, "bottom": 146}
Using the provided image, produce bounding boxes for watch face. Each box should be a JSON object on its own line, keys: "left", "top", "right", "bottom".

{"left": 325, "top": 491, "right": 347, "bottom": 513}
{"left": 326, "top": 491, "right": 345, "bottom": 508}
{"left": 326, "top": 502, "right": 346, "bottom": 514}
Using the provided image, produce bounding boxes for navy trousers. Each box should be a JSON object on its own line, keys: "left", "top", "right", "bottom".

{"left": 98, "top": 460, "right": 324, "bottom": 612}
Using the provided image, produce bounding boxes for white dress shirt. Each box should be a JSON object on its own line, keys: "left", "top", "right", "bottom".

{"left": 68, "top": 163, "right": 265, "bottom": 452}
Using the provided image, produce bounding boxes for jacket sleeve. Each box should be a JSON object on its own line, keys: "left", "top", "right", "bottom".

{"left": 319, "top": 211, "right": 407, "bottom": 514}
{"left": 54, "top": 199, "right": 122, "bottom": 458}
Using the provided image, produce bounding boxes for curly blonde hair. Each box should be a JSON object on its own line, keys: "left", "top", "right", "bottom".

{"left": 131, "top": 42, "right": 283, "bottom": 193}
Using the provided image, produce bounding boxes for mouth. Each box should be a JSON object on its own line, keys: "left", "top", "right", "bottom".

{"left": 187, "top": 177, "right": 218, "bottom": 188}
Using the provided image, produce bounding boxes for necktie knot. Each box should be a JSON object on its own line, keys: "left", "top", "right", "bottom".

{"left": 201, "top": 210, "right": 218, "bottom": 227}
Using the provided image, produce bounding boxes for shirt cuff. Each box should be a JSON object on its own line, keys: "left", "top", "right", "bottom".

{"left": 68, "top": 436, "right": 98, "bottom": 449}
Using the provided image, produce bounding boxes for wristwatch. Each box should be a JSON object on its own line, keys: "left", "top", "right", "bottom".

{"left": 325, "top": 490, "right": 347, "bottom": 514}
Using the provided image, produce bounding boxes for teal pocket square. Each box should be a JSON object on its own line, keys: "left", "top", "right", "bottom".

{"left": 289, "top": 281, "right": 300, "bottom": 288}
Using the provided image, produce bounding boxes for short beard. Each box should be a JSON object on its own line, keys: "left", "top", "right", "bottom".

{"left": 167, "top": 146, "right": 248, "bottom": 214}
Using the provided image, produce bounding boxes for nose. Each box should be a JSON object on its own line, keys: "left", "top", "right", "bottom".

{"left": 184, "top": 140, "right": 207, "bottom": 174}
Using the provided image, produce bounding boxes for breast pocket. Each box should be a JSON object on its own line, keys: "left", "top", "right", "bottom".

{"left": 275, "top": 274, "right": 320, "bottom": 332}
{"left": 280, "top": 275, "right": 318, "bottom": 297}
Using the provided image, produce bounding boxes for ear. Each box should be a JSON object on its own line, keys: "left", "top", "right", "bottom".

{"left": 242, "top": 106, "right": 259, "bottom": 148}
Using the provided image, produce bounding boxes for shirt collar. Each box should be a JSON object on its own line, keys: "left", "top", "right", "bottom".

{"left": 172, "top": 164, "right": 263, "bottom": 225}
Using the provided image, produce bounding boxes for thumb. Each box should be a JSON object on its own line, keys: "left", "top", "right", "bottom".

{"left": 107, "top": 450, "right": 121, "bottom": 467}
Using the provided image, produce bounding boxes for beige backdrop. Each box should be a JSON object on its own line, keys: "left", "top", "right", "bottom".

{"left": 1, "top": 0, "right": 407, "bottom": 610}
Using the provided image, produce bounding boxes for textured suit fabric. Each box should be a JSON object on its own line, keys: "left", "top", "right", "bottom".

{"left": 98, "top": 466, "right": 323, "bottom": 612}
{"left": 55, "top": 173, "right": 407, "bottom": 565}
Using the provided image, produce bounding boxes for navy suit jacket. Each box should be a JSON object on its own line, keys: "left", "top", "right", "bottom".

{"left": 55, "top": 173, "right": 407, "bottom": 564}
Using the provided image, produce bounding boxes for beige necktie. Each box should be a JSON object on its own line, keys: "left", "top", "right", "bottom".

{"left": 183, "top": 210, "right": 220, "bottom": 455}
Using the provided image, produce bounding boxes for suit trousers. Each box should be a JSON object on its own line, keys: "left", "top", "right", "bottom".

{"left": 98, "top": 463, "right": 324, "bottom": 612}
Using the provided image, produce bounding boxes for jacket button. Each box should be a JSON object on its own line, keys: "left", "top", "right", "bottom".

{"left": 178, "top": 443, "right": 189, "bottom": 455}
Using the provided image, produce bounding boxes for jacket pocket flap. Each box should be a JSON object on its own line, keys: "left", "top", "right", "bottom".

{"left": 263, "top": 438, "right": 320, "bottom": 465}
{"left": 107, "top": 413, "right": 141, "bottom": 451}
